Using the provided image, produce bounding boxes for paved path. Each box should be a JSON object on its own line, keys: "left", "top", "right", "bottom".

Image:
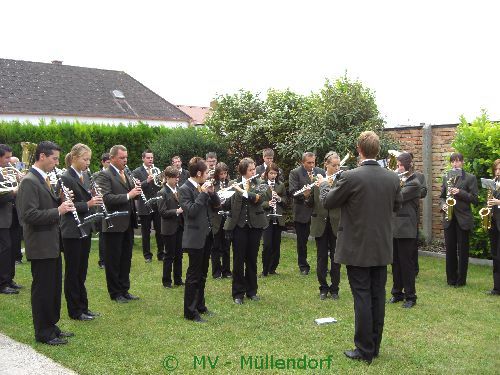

{"left": 0, "top": 333, "right": 77, "bottom": 375}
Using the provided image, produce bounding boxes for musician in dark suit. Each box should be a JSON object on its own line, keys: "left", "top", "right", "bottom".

{"left": 255, "top": 148, "right": 284, "bottom": 183}
{"left": 389, "top": 153, "right": 421, "bottom": 308}
{"left": 321, "top": 131, "right": 402, "bottom": 363}
{"left": 289, "top": 152, "right": 325, "bottom": 275}
{"left": 59, "top": 144, "right": 102, "bottom": 320}
{"left": 16, "top": 141, "right": 75, "bottom": 345}
{"left": 210, "top": 162, "right": 232, "bottom": 279}
{"left": 261, "top": 162, "right": 287, "bottom": 277}
{"left": 179, "top": 157, "right": 221, "bottom": 322}
{"left": 96, "top": 145, "right": 142, "bottom": 303}
{"left": 172, "top": 155, "right": 190, "bottom": 186}
{"left": 486, "top": 159, "right": 499, "bottom": 295}
{"left": 94, "top": 153, "right": 110, "bottom": 269}
{"left": 158, "top": 166, "right": 184, "bottom": 288}
{"left": 205, "top": 152, "right": 218, "bottom": 170}
{"left": 308, "top": 152, "right": 341, "bottom": 300}
{"left": 132, "top": 150, "right": 163, "bottom": 262}
{"left": 0, "top": 144, "right": 21, "bottom": 294}
{"left": 413, "top": 169, "right": 427, "bottom": 276}
{"left": 223, "top": 158, "right": 269, "bottom": 304}
{"left": 440, "top": 152, "right": 478, "bottom": 287}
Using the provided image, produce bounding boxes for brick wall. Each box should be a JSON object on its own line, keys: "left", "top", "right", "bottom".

{"left": 384, "top": 124, "right": 458, "bottom": 242}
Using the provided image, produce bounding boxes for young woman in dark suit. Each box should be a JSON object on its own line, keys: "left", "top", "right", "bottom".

{"left": 210, "top": 162, "right": 232, "bottom": 279}
{"left": 223, "top": 158, "right": 268, "bottom": 304}
{"left": 60, "top": 143, "right": 103, "bottom": 321}
{"left": 261, "top": 162, "right": 287, "bottom": 277}
{"left": 158, "top": 166, "right": 184, "bottom": 288}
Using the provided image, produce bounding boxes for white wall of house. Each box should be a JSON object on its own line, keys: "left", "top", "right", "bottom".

{"left": 0, "top": 114, "right": 189, "bottom": 128}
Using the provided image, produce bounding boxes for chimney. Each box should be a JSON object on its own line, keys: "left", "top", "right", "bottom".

{"left": 51, "top": 60, "right": 63, "bottom": 65}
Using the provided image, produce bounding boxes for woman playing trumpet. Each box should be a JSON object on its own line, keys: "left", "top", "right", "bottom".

{"left": 223, "top": 158, "right": 269, "bottom": 304}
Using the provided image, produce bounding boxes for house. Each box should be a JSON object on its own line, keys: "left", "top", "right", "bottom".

{"left": 0, "top": 58, "right": 192, "bottom": 127}
{"left": 176, "top": 105, "right": 211, "bottom": 126}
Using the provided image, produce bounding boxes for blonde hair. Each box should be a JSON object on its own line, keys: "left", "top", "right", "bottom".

{"left": 357, "top": 131, "right": 380, "bottom": 159}
{"left": 70, "top": 143, "right": 91, "bottom": 161}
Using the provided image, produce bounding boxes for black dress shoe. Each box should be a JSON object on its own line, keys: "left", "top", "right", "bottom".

{"left": 234, "top": 298, "right": 244, "bottom": 305}
{"left": 201, "top": 310, "right": 215, "bottom": 317}
{"left": 145, "top": 258, "right": 152, "bottom": 263}
{"left": 193, "top": 316, "right": 207, "bottom": 323}
{"left": 300, "top": 269, "right": 309, "bottom": 275}
{"left": 344, "top": 349, "right": 372, "bottom": 364}
{"left": 123, "top": 293, "right": 140, "bottom": 300}
{"left": 0, "top": 286, "right": 19, "bottom": 294}
{"left": 163, "top": 283, "right": 172, "bottom": 288}
{"left": 269, "top": 270, "right": 278, "bottom": 275}
{"left": 331, "top": 293, "right": 339, "bottom": 300}
{"left": 45, "top": 337, "right": 68, "bottom": 345}
{"left": 85, "top": 310, "right": 100, "bottom": 317}
{"left": 319, "top": 293, "right": 327, "bottom": 301}
{"left": 487, "top": 289, "right": 500, "bottom": 296}
{"left": 248, "top": 295, "right": 260, "bottom": 301}
{"left": 388, "top": 296, "right": 404, "bottom": 303}
{"left": 174, "top": 281, "right": 185, "bottom": 286}
{"left": 73, "top": 313, "right": 94, "bottom": 321}
{"left": 98, "top": 261, "right": 105, "bottom": 269}
{"left": 222, "top": 272, "right": 232, "bottom": 278}
{"left": 15, "top": 260, "right": 23, "bottom": 265}
{"left": 402, "top": 300, "right": 416, "bottom": 308}
{"left": 58, "top": 331, "right": 75, "bottom": 338}
{"left": 113, "top": 296, "right": 129, "bottom": 303}
{"left": 10, "top": 281, "right": 23, "bottom": 290}
{"left": 213, "top": 274, "right": 222, "bottom": 280}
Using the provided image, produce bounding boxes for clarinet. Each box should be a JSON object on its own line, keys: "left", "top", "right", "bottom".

{"left": 124, "top": 165, "right": 153, "bottom": 213}
{"left": 87, "top": 171, "right": 113, "bottom": 229}
{"left": 59, "top": 178, "right": 88, "bottom": 238}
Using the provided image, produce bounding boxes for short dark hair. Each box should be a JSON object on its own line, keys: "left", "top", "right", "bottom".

{"left": 449, "top": 152, "right": 464, "bottom": 162}
{"left": 142, "top": 149, "right": 153, "bottom": 158}
{"left": 206, "top": 152, "right": 217, "bottom": 160}
{"left": 35, "top": 141, "right": 61, "bottom": 161}
{"left": 0, "top": 144, "right": 13, "bottom": 157}
{"left": 171, "top": 155, "right": 181, "bottom": 163}
{"left": 238, "top": 157, "right": 255, "bottom": 176}
{"left": 101, "top": 153, "right": 110, "bottom": 162}
{"left": 397, "top": 152, "right": 413, "bottom": 173}
{"left": 188, "top": 157, "right": 207, "bottom": 177}
{"left": 263, "top": 162, "right": 280, "bottom": 180}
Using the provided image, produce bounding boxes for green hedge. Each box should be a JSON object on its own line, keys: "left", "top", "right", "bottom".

{"left": 0, "top": 120, "right": 227, "bottom": 173}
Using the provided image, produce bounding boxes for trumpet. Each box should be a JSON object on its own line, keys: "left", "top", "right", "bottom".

{"left": 293, "top": 153, "right": 350, "bottom": 196}
{"left": 0, "top": 165, "right": 21, "bottom": 195}
{"left": 149, "top": 164, "right": 163, "bottom": 187}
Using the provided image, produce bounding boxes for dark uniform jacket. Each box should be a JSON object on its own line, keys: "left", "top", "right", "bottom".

{"left": 439, "top": 170, "right": 478, "bottom": 231}
{"left": 289, "top": 165, "right": 326, "bottom": 223}
{"left": 16, "top": 169, "right": 61, "bottom": 260}
{"left": 157, "top": 185, "right": 183, "bottom": 236}
{"left": 0, "top": 173, "right": 14, "bottom": 229}
{"left": 132, "top": 165, "right": 161, "bottom": 215}
{"left": 320, "top": 160, "right": 402, "bottom": 267}
{"left": 392, "top": 174, "right": 421, "bottom": 239}
{"left": 95, "top": 166, "right": 138, "bottom": 233}
{"left": 307, "top": 179, "right": 340, "bottom": 238}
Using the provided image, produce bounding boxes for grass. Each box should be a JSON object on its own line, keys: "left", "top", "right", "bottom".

{"left": 1, "top": 237, "right": 499, "bottom": 374}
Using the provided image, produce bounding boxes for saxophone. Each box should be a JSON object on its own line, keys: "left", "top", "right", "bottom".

{"left": 445, "top": 171, "right": 459, "bottom": 221}
{"left": 479, "top": 188, "right": 493, "bottom": 231}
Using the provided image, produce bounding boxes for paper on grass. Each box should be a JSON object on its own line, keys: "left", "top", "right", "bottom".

{"left": 315, "top": 317, "right": 337, "bottom": 325}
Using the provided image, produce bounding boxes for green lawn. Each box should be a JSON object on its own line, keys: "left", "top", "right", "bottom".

{"left": 1, "top": 237, "right": 499, "bottom": 374}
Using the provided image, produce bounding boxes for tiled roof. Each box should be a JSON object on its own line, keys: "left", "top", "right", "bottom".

{"left": 176, "top": 105, "right": 211, "bottom": 125}
{"left": 0, "top": 58, "right": 191, "bottom": 122}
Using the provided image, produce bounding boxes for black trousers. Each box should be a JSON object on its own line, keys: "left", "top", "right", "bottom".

{"left": 211, "top": 227, "right": 231, "bottom": 278}
{"left": 103, "top": 226, "right": 134, "bottom": 299}
{"left": 391, "top": 238, "right": 417, "bottom": 301}
{"left": 98, "top": 230, "right": 105, "bottom": 264}
{"left": 0, "top": 228, "right": 12, "bottom": 289}
{"left": 232, "top": 225, "right": 263, "bottom": 299}
{"left": 162, "top": 230, "right": 184, "bottom": 286}
{"left": 295, "top": 221, "right": 311, "bottom": 272}
{"left": 62, "top": 236, "right": 91, "bottom": 318}
{"left": 11, "top": 208, "right": 22, "bottom": 262}
{"left": 261, "top": 221, "right": 282, "bottom": 276}
{"left": 315, "top": 222, "right": 340, "bottom": 294}
{"left": 414, "top": 229, "right": 420, "bottom": 276}
{"left": 140, "top": 212, "right": 163, "bottom": 260}
{"left": 444, "top": 217, "right": 470, "bottom": 286}
{"left": 30, "top": 257, "right": 62, "bottom": 343}
{"left": 184, "top": 235, "right": 212, "bottom": 320}
{"left": 346, "top": 265, "right": 387, "bottom": 360}
{"left": 489, "top": 219, "right": 500, "bottom": 292}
